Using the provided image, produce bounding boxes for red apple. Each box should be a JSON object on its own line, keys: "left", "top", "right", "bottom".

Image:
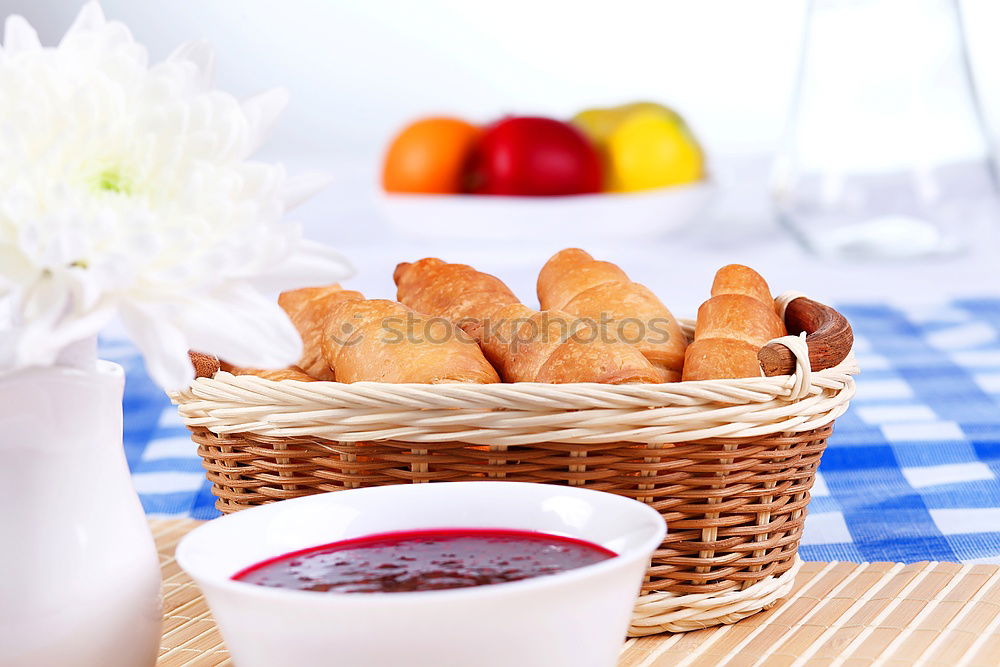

{"left": 466, "top": 116, "right": 603, "bottom": 196}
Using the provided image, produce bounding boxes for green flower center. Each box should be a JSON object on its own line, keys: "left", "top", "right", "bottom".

{"left": 92, "top": 167, "right": 132, "bottom": 195}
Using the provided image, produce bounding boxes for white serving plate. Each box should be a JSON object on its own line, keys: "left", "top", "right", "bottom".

{"left": 177, "top": 481, "right": 665, "bottom": 667}
{"left": 379, "top": 181, "right": 713, "bottom": 241}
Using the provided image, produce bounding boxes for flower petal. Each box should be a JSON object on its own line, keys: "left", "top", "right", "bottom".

{"left": 63, "top": 1, "right": 107, "bottom": 43}
{"left": 174, "top": 284, "right": 302, "bottom": 369}
{"left": 43, "top": 301, "right": 116, "bottom": 355}
{"left": 246, "top": 239, "right": 355, "bottom": 294}
{"left": 0, "top": 247, "right": 35, "bottom": 290}
{"left": 0, "top": 4, "right": 353, "bottom": 389}
{"left": 242, "top": 87, "right": 289, "bottom": 154}
{"left": 3, "top": 15, "right": 41, "bottom": 54}
{"left": 119, "top": 302, "right": 194, "bottom": 390}
{"left": 167, "top": 40, "right": 216, "bottom": 91}
{"left": 282, "top": 171, "right": 335, "bottom": 211}
{"left": 12, "top": 285, "right": 70, "bottom": 369}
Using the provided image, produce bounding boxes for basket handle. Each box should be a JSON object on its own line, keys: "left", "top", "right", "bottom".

{"left": 758, "top": 296, "right": 853, "bottom": 376}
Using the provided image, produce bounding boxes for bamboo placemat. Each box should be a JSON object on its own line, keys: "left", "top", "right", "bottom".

{"left": 152, "top": 519, "right": 1000, "bottom": 666}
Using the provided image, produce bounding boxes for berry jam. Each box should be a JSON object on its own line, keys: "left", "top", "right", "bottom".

{"left": 233, "top": 528, "right": 616, "bottom": 593}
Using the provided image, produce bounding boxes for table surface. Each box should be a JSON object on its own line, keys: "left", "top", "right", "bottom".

{"left": 152, "top": 519, "right": 1000, "bottom": 666}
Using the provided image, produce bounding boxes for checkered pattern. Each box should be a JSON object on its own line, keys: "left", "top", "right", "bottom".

{"left": 106, "top": 298, "right": 1000, "bottom": 561}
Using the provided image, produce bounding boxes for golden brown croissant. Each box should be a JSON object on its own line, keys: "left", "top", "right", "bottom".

{"left": 187, "top": 352, "right": 316, "bottom": 381}
{"left": 537, "top": 248, "right": 686, "bottom": 382}
{"left": 682, "top": 264, "right": 786, "bottom": 381}
{"left": 321, "top": 298, "right": 500, "bottom": 383}
{"left": 278, "top": 284, "right": 364, "bottom": 380}
{"left": 394, "top": 258, "right": 660, "bottom": 384}
{"left": 227, "top": 365, "right": 317, "bottom": 381}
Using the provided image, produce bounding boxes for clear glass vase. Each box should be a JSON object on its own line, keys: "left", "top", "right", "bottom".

{"left": 773, "top": 0, "right": 1000, "bottom": 260}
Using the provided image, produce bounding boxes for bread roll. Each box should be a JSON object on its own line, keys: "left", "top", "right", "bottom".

{"left": 187, "top": 352, "right": 315, "bottom": 381}
{"left": 322, "top": 298, "right": 500, "bottom": 383}
{"left": 682, "top": 264, "right": 786, "bottom": 381}
{"left": 537, "top": 248, "right": 686, "bottom": 381}
{"left": 278, "top": 285, "right": 364, "bottom": 380}
{"left": 227, "top": 365, "right": 317, "bottom": 381}
{"left": 394, "top": 258, "right": 660, "bottom": 384}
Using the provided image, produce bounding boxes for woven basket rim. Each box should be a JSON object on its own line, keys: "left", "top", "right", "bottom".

{"left": 196, "top": 353, "right": 855, "bottom": 389}
{"left": 171, "top": 355, "right": 856, "bottom": 445}
{"left": 173, "top": 353, "right": 857, "bottom": 406}
{"left": 214, "top": 355, "right": 856, "bottom": 387}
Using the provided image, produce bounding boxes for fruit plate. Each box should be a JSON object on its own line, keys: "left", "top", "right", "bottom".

{"left": 378, "top": 181, "right": 713, "bottom": 241}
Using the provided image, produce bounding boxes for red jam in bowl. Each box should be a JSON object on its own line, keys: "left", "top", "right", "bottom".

{"left": 233, "top": 528, "right": 617, "bottom": 593}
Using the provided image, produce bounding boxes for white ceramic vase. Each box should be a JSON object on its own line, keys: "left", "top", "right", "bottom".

{"left": 0, "top": 359, "right": 161, "bottom": 666}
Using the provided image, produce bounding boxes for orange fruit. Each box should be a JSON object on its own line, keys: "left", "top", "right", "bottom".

{"left": 382, "top": 117, "right": 480, "bottom": 194}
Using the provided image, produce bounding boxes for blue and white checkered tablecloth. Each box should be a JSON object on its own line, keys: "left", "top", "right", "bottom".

{"left": 105, "top": 298, "right": 1000, "bottom": 564}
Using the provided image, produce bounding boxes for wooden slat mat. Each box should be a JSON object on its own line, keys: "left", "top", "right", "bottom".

{"left": 152, "top": 519, "right": 1000, "bottom": 666}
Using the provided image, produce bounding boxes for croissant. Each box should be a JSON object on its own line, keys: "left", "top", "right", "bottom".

{"left": 537, "top": 248, "right": 686, "bottom": 382}
{"left": 278, "top": 285, "right": 364, "bottom": 380}
{"left": 394, "top": 258, "right": 660, "bottom": 384}
{"left": 682, "top": 264, "right": 786, "bottom": 381}
{"left": 227, "top": 365, "right": 317, "bottom": 382}
{"left": 321, "top": 298, "right": 500, "bottom": 383}
{"left": 187, "top": 352, "right": 316, "bottom": 381}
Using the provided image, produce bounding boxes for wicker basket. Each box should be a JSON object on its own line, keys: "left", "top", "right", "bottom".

{"left": 172, "top": 293, "right": 857, "bottom": 635}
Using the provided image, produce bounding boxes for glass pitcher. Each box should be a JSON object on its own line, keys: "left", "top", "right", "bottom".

{"left": 773, "top": 0, "right": 999, "bottom": 260}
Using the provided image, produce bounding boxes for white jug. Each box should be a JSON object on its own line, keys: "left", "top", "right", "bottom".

{"left": 0, "top": 360, "right": 161, "bottom": 666}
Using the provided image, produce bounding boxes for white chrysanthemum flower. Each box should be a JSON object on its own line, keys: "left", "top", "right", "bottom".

{"left": 0, "top": 3, "right": 352, "bottom": 389}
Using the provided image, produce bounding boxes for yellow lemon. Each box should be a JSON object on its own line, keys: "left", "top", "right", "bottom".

{"left": 605, "top": 107, "right": 703, "bottom": 192}
{"left": 571, "top": 107, "right": 624, "bottom": 146}
{"left": 619, "top": 101, "right": 680, "bottom": 120}
{"left": 573, "top": 102, "right": 682, "bottom": 144}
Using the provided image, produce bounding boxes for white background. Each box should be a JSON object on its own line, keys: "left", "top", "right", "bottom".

{"left": 10, "top": 0, "right": 1000, "bottom": 159}
{"left": 5, "top": 0, "right": 1000, "bottom": 308}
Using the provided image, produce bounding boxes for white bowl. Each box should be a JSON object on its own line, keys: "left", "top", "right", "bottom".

{"left": 177, "top": 482, "right": 665, "bottom": 667}
{"left": 379, "top": 181, "right": 712, "bottom": 242}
